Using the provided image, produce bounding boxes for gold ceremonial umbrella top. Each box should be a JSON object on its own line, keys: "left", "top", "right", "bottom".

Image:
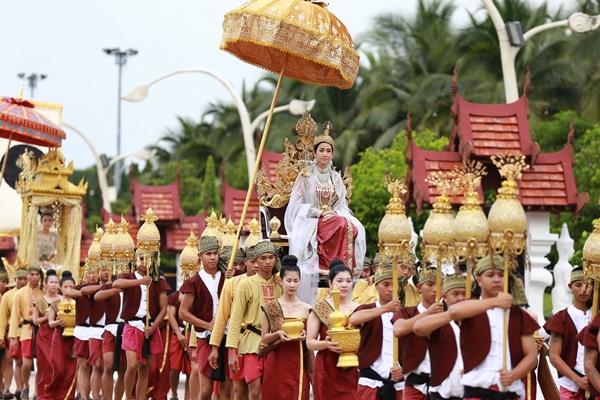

{"left": 221, "top": 0, "right": 360, "bottom": 89}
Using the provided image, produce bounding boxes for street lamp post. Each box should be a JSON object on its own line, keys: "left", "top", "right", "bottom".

{"left": 17, "top": 73, "right": 47, "bottom": 98}
{"left": 63, "top": 123, "right": 154, "bottom": 213}
{"left": 121, "top": 68, "right": 315, "bottom": 180}
{"left": 482, "top": 0, "right": 600, "bottom": 103}
{"left": 103, "top": 47, "right": 139, "bottom": 195}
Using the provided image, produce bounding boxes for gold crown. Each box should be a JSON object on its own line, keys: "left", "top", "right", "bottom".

{"left": 180, "top": 231, "right": 199, "bottom": 280}
{"left": 313, "top": 121, "right": 335, "bottom": 150}
{"left": 137, "top": 207, "right": 160, "bottom": 251}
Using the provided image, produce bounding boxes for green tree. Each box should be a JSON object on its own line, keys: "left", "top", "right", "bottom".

{"left": 199, "top": 155, "right": 221, "bottom": 214}
{"left": 351, "top": 130, "right": 448, "bottom": 254}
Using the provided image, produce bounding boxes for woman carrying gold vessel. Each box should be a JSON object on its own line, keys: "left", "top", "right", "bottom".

{"left": 306, "top": 260, "right": 359, "bottom": 399}
{"left": 285, "top": 124, "right": 366, "bottom": 304}
{"left": 44, "top": 270, "right": 77, "bottom": 400}
{"left": 260, "top": 255, "right": 312, "bottom": 400}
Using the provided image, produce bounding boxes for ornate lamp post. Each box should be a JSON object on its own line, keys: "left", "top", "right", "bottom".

{"left": 583, "top": 213, "right": 600, "bottom": 318}
{"left": 378, "top": 176, "right": 414, "bottom": 367}
{"left": 487, "top": 154, "right": 529, "bottom": 371}
{"left": 422, "top": 172, "right": 457, "bottom": 302}
{"left": 453, "top": 161, "right": 489, "bottom": 298}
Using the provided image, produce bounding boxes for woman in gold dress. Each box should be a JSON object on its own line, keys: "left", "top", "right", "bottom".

{"left": 261, "top": 255, "right": 312, "bottom": 400}
{"left": 306, "top": 260, "right": 359, "bottom": 399}
{"left": 37, "top": 210, "right": 57, "bottom": 269}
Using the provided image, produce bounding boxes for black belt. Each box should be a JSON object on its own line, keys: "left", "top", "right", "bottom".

{"left": 91, "top": 323, "right": 105, "bottom": 328}
{"left": 428, "top": 392, "right": 461, "bottom": 400}
{"left": 20, "top": 319, "right": 33, "bottom": 327}
{"left": 359, "top": 368, "right": 397, "bottom": 400}
{"left": 244, "top": 324, "right": 261, "bottom": 336}
{"left": 406, "top": 372, "right": 430, "bottom": 387}
{"left": 76, "top": 323, "right": 90, "bottom": 328}
{"left": 463, "top": 386, "right": 518, "bottom": 400}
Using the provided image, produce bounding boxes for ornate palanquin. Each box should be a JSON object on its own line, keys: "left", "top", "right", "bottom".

{"left": 255, "top": 113, "right": 352, "bottom": 241}
{"left": 16, "top": 148, "right": 87, "bottom": 278}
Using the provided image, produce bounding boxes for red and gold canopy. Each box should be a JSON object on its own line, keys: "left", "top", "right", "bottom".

{"left": 0, "top": 97, "right": 65, "bottom": 147}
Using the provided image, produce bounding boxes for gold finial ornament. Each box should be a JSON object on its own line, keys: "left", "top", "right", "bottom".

{"left": 137, "top": 207, "right": 160, "bottom": 252}
{"left": 221, "top": 218, "right": 237, "bottom": 248}
{"left": 326, "top": 288, "right": 360, "bottom": 368}
{"left": 423, "top": 171, "right": 458, "bottom": 302}
{"left": 202, "top": 210, "right": 222, "bottom": 239}
{"left": 114, "top": 217, "right": 135, "bottom": 275}
{"left": 378, "top": 175, "right": 414, "bottom": 266}
{"left": 180, "top": 231, "right": 200, "bottom": 281}
{"left": 136, "top": 207, "right": 161, "bottom": 281}
{"left": 453, "top": 161, "right": 489, "bottom": 298}
{"left": 487, "top": 155, "right": 529, "bottom": 255}
{"left": 244, "top": 217, "right": 262, "bottom": 249}
{"left": 269, "top": 216, "right": 282, "bottom": 240}
{"left": 89, "top": 226, "right": 104, "bottom": 263}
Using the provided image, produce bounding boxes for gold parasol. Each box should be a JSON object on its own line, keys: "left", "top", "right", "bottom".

{"left": 221, "top": 0, "right": 360, "bottom": 271}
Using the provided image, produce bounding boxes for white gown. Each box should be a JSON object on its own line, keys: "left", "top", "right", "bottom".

{"left": 284, "top": 162, "right": 366, "bottom": 304}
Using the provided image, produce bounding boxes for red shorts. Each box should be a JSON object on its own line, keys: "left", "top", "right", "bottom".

{"left": 102, "top": 330, "right": 116, "bottom": 354}
{"left": 88, "top": 338, "right": 103, "bottom": 365}
{"left": 356, "top": 385, "right": 402, "bottom": 400}
{"left": 121, "top": 323, "right": 163, "bottom": 365}
{"left": 228, "top": 351, "right": 245, "bottom": 381}
{"left": 560, "top": 386, "right": 585, "bottom": 400}
{"left": 404, "top": 385, "right": 426, "bottom": 400}
{"left": 241, "top": 354, "right": 263, "bottom": 384}
{"left": 169, "top": 333, "right": 191, "bottom": 375}
{"left": 74, "top": 338, "right": 89, "bottom": 359}
{"left": 20, "top": 339, "right": 33, "bottom": 359}
{"left": 9, "top": 339, "right": 22, "bottom": 359}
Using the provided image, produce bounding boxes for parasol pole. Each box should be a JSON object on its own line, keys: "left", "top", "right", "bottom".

{"left": 593, "top": 282, "right": 599, "bottom": 319}
{"left": 0, "top": 133, "right": 13, "bottom": 188}
{"left": 226, "top": 63, "right": 287, "bottom": 273}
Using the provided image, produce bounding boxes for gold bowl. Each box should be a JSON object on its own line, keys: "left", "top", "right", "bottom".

{"left": 281, "top": 317, "right": 305, "bottom": 340}
{"left": 327, "top": 328, "right": 361, "bottom": 368}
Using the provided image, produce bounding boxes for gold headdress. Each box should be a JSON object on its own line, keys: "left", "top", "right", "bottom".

{"left": 313, "top": 121, "right": 335, "bottom": 150}
{"left": 136, "top": 207, "right": 161, "bottom": 281}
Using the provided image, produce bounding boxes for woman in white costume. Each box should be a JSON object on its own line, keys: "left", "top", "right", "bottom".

{"left": 285, "top": 122, "right": 366, "bottom": 304}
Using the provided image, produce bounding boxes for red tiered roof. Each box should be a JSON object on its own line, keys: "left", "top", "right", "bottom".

{"left": 450, "top": 94, "right": 536, "bottom": 159}
{"left": 165, "top": 215, "right": 206, "bottom": 252}
{"left": 222, "top": 182, "right": 260, "bottom": 230}
{"left": 519, "top": 145, "right": 588, "bottom": 212}
{"left": 131, "top": 180, "right": 183, "bottom": 222}
{"left": 407, "top": 86, "right": 586, "bottom": 213}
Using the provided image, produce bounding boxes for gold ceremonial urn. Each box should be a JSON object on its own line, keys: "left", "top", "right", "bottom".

{"left": 58, "top": 298, "right": 76, "bottom": 337}
{"left": 281, "top": 317, "right": 304, "bottom": 340}
{"left": 327, "top": 288, "right": 360, "bottom": 368}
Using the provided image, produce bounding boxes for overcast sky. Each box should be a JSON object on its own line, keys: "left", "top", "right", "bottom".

{"left": 0, "top": 0, "right": 565, "bottom": 169}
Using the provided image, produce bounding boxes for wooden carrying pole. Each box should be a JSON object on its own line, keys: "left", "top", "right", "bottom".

{"left": 392, "top": 256, "right": 399, "bottom": 367}
{"left": 502, "top": 253, "right": 510, "bottom": 371}
{"left": 593, "top": 283, "right": 599, "bottom": 319}
{"left": 226, "top": 64, "right": 286, "bottom": 274}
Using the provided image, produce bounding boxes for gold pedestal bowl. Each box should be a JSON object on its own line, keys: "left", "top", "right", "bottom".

{"left": 281, "top": 317, "right": 305, "bottom": 340}
{"left": 327, "top": 327, "right": 361, "bottom": 368}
